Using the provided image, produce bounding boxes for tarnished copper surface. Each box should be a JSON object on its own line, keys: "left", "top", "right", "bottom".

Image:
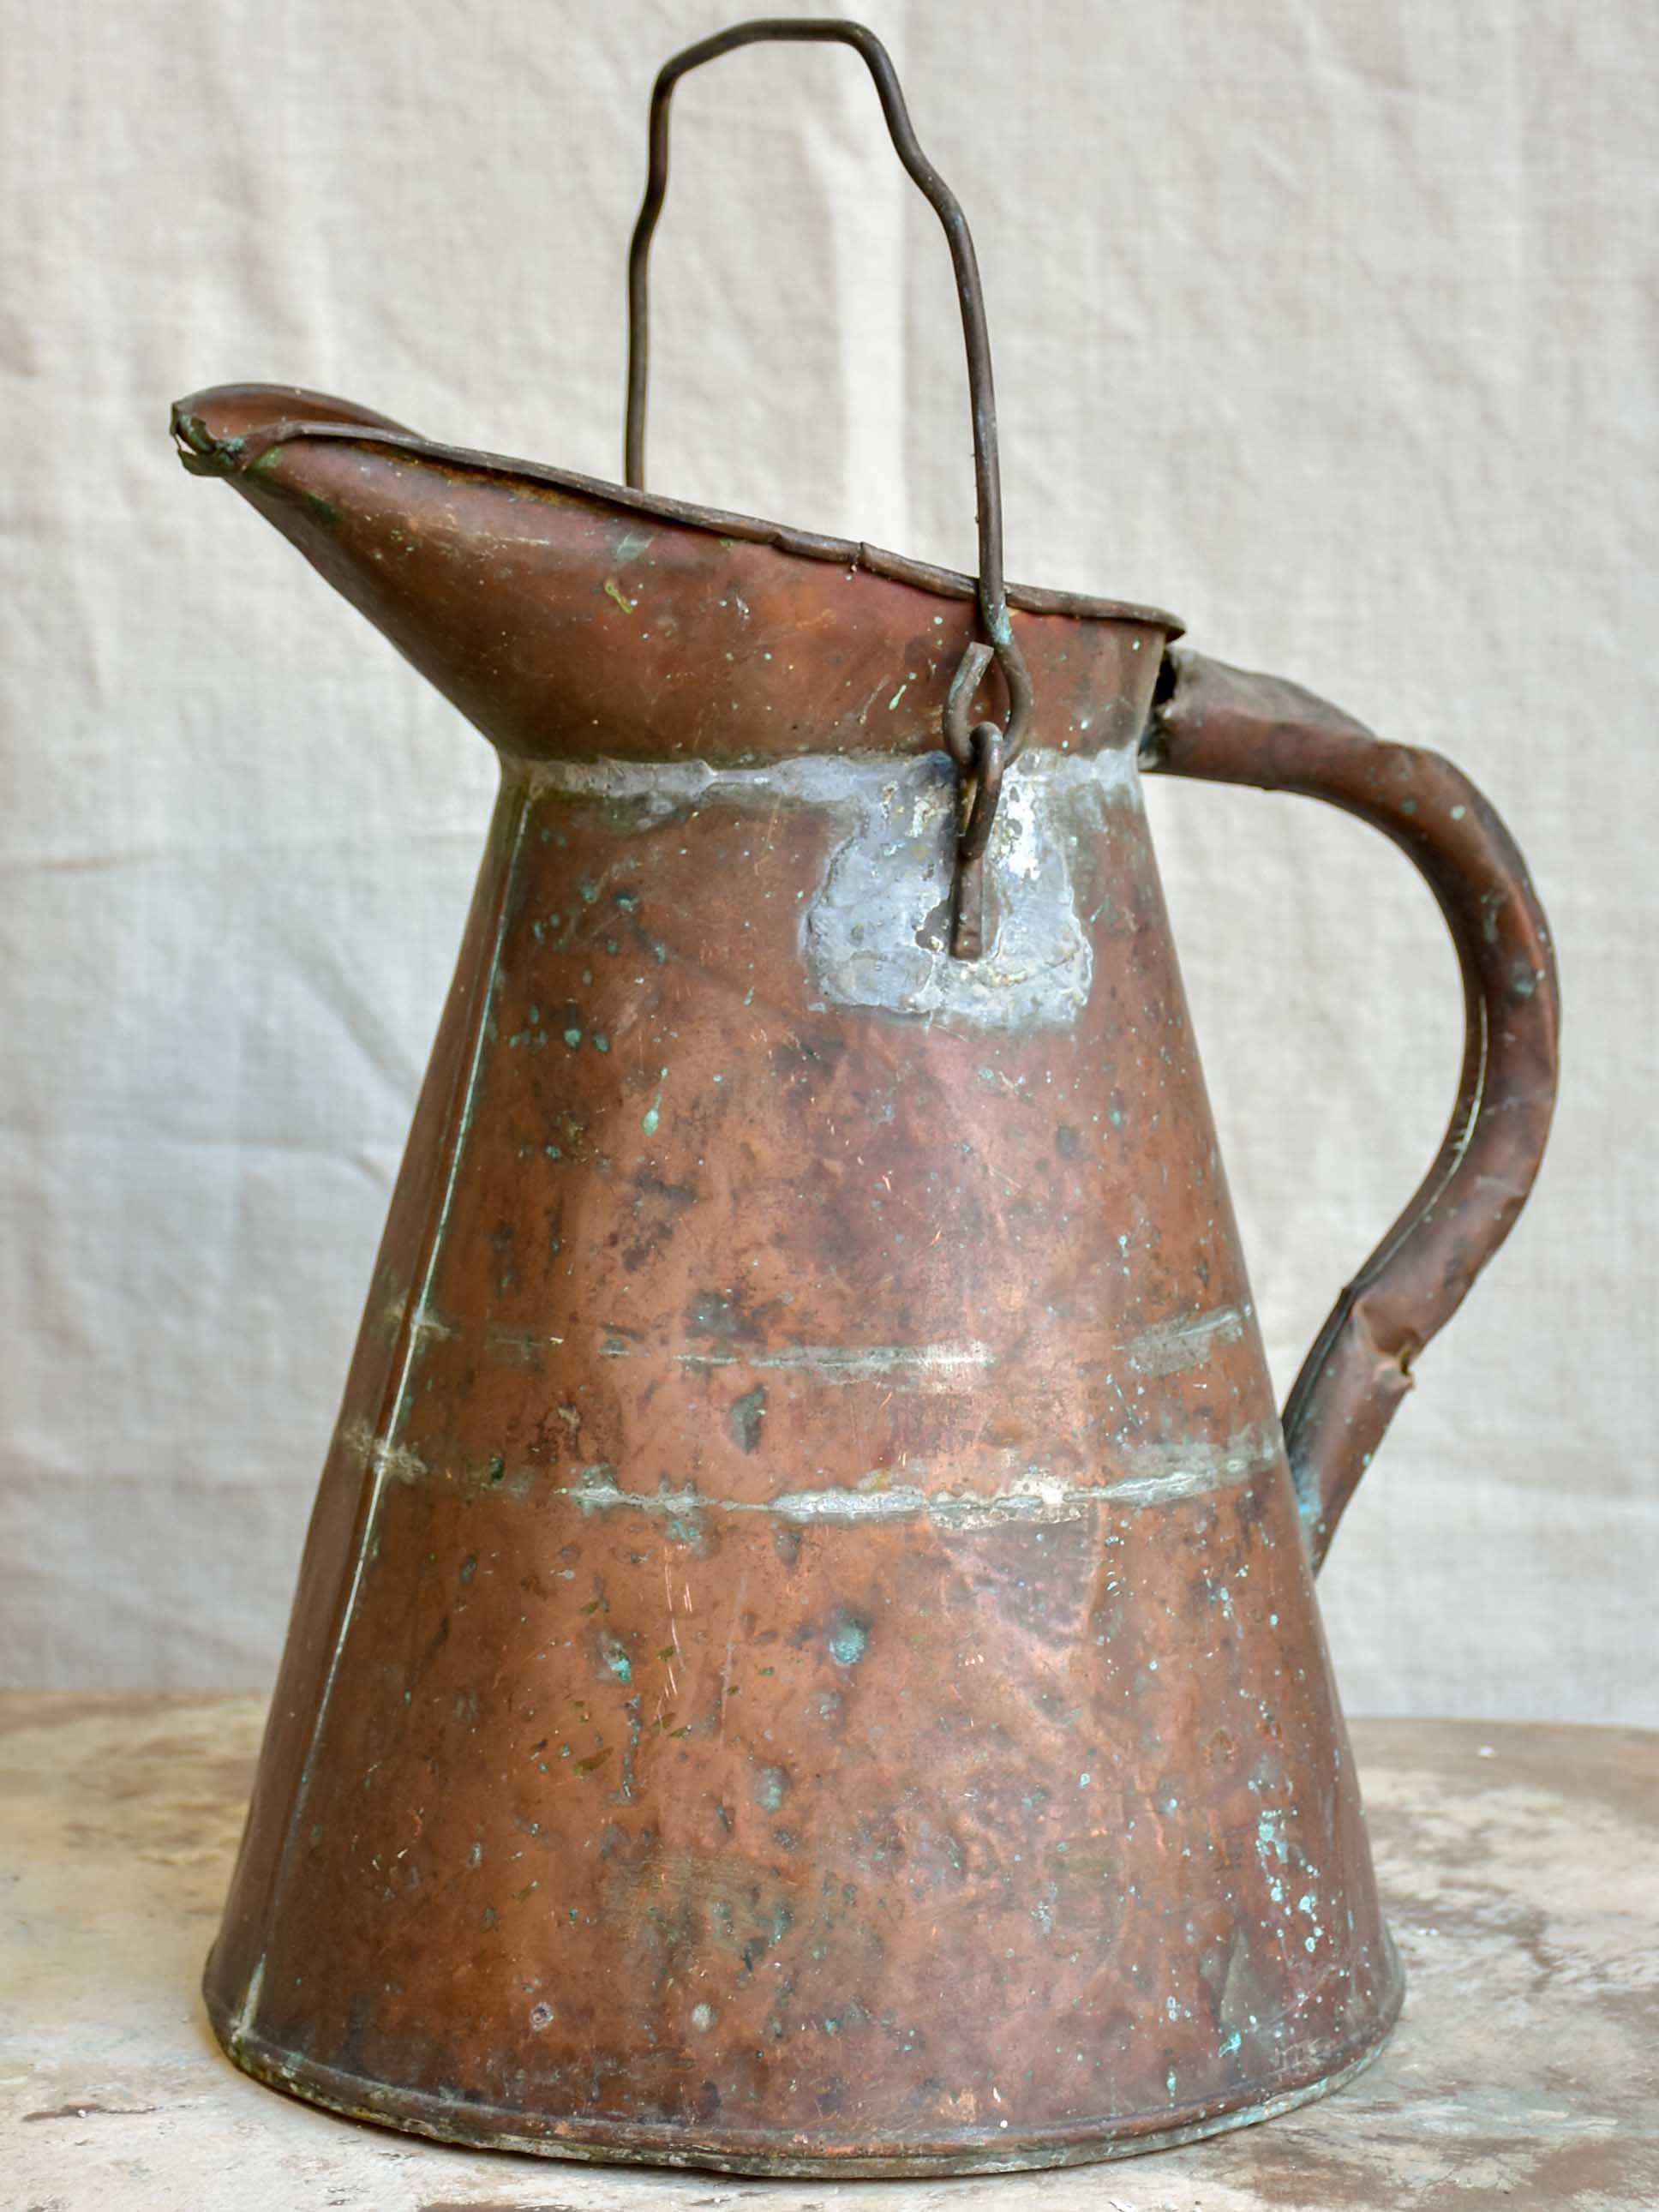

{"left": 12, "top": 1699, "right": 1657, "bottom": 2209}
{"left": 169, "top": 378, "right": 1559, "bottom": 2174}
{"left": 169, "top": 24, "right": 1557, "bottom": 2181}
{"left": 170, "top": 385, "right": 1177, "bottom": 766}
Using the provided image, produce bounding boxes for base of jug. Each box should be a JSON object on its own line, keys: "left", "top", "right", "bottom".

{"left": 207, "top": 1960, "right": 1403, "bottom": 2179}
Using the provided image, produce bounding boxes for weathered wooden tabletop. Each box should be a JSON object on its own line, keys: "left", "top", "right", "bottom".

{"left": 2, "top": 1698, "right": 1654, "bottom": 2210}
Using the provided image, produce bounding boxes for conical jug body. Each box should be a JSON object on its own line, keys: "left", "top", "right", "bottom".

{"left": 177, "top": 383, "right": 1410, "bottom": 2175}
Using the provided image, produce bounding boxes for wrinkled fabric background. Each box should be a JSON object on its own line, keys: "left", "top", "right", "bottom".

{"left": 1, "top": 0, "right": 1652, "bottom": 1716}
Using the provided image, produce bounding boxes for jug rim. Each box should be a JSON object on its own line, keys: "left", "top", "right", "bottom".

{"left": 171, "top": 386, "right": 1185, "bottom": 640}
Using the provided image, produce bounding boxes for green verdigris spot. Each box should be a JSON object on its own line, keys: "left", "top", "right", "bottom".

{"left": 828, "top": 1606, "right": 871, "bottom": 1667}
{"left": 730, "top": 1385, "right": 767, "bottom": 1454}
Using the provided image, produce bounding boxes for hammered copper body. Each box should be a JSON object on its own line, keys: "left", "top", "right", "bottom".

{"left": 173, "top": 20, "right": 1558, "bottom": 2180}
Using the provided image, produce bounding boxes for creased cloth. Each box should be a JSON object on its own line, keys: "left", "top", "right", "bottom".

{"left": 1, "top": 0, "right": 1653, "bottom": 1715}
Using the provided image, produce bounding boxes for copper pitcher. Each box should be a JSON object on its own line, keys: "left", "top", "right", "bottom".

{"left": 174, "top": 21, "right": 1559, "bottom": 2179}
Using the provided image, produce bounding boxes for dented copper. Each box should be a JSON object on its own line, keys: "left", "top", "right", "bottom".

{"left": 175, "top": 16, "right": 1559, "bottom": 2180}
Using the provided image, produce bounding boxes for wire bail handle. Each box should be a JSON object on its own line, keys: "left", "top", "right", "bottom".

{"left": 624, "top": 17, "right": 1033, "bottom": 959}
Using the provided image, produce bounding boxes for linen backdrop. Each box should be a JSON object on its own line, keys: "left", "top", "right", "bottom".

{"left": 1, "top": 0, "right": 1652, "bottom": 1717}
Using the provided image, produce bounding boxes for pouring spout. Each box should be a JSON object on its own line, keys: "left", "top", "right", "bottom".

{"left": 172, "top": 384, "right": 414, "bottom": 471}
{"left": 171, "top": 383, "right": 1178, "bottom": 768}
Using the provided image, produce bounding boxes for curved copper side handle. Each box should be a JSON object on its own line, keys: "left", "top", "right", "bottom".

{"left": 1146, "top": 647, "right": 1561, "bottom": 1571}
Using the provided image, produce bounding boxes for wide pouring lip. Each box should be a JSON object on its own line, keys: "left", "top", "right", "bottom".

{"left": 171, "top": 384, "right": 1185, "bottom": 640}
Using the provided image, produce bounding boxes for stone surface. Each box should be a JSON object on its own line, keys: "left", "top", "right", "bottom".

{"left": 2, "top": 1696, "right": 1655, "bottom": 2209}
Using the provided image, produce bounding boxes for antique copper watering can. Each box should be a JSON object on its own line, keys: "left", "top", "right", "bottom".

{"left": 173, "top": 20, "right": 1559, "bottom": 2178}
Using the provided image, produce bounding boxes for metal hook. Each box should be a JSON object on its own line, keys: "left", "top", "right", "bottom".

{"left": 950, "top": 723, "right": 1005, "bottom": 961}
{"left": 623, "top": 18, "right": 1034, "bottom": 956}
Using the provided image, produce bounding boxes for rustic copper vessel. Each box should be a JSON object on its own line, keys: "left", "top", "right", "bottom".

{"left": 174, "top": 20, "right": 1559, "bottom": 2179}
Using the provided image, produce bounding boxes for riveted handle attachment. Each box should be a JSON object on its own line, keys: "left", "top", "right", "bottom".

{"left": 625, "top": 17, "right": 1032, "bottom": 956}
{"left": 1146, "top": 648, "right": 1560, "bottom": 1570}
